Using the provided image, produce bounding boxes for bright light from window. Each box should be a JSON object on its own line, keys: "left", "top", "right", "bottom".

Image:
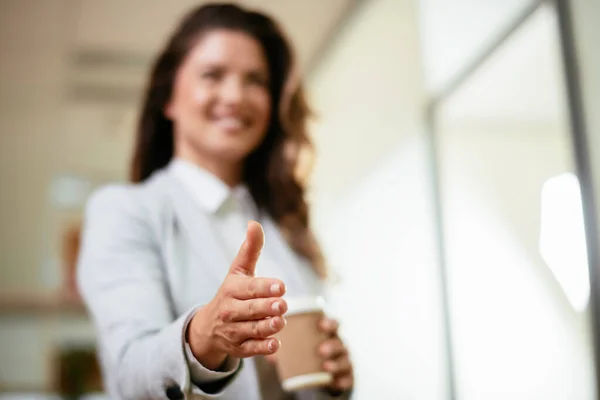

{"left": 539, "top": 172, "right": 590, "bottom": 312}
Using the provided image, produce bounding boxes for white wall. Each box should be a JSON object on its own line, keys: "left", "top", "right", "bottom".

{"left": 307, "top": 0, "right": 448, "bottom": 398}
{"left": 0, "top": 1, "right": 135, "bottom": 292}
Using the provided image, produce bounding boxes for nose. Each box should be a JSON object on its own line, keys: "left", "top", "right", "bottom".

{"left": 219, "top": 76, "right": 244, "bottom": 106}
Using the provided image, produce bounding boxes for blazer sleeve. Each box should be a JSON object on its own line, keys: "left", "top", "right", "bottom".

{"left": 77, "top": 186, "right": 241, "bottom": 399}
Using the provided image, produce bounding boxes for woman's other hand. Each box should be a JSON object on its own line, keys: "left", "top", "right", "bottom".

{"left": 187, "top": 221, "right": 287, "bottom": 370}
{"left": 318, "top": 317, "right": 354, "bottom": 394}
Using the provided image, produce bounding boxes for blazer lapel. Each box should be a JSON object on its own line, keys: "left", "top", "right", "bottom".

{"left": 163, "top": 168, "right": 231, "bottom": 284}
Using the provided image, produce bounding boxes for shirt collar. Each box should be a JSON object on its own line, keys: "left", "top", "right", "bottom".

{"left": 169, "top": 158, "right": 252, "bottom": 215}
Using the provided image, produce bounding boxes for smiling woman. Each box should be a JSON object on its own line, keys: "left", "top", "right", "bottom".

{"left": 76, "top": 3, "right": 352, "bottom": 400}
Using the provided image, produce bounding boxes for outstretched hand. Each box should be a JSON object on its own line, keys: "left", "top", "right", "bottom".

{"left": 187, "top": 221, "right": 288, "bottom": 370}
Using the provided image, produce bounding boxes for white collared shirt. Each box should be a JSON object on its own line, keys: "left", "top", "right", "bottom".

{"left": 170, "top": 157, "right": 257, "bottom": 218}
{"left": 171, "top": 158, "right": 306, "bottom": 283}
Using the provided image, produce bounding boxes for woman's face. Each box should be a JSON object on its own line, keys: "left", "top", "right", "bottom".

{"left": 166, "top": 30, "right": 271, "bottom": 165}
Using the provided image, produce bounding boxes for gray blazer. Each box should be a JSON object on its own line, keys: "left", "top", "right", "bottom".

{"left": 76, "top": 164, "right": 345, "bottom": 400}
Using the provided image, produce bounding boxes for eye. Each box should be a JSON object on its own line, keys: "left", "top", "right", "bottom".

{"left": 200, "top": 68, "right": 223, "bottom": 81}
{"left": 247, "top": 72, "right": 269, "bottom": 88}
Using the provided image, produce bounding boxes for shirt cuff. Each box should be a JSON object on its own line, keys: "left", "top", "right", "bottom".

{"left": 184, "top": 341, "right": 240, "bottom": 384}
{"left": 182, "top": 306, "right": 241, "bottom": 385}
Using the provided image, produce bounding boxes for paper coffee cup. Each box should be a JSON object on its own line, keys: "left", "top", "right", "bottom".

{"left": 275, "top": 296, "right": 333, "bottom": 392}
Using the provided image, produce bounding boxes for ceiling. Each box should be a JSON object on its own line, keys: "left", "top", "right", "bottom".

{"left": 73, "top": 0, "right": 353, "bottom": 68}
{"left": 67, "top": 0, "right": 355, "bottom": 105}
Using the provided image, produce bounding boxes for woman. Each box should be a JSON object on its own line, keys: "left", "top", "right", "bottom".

{"left": 77, "top": 3, "right": 353, "bottom": 400}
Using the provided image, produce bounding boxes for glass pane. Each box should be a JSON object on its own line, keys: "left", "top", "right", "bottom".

{"left": 435, "top": 4, "right": 596, "bottom": 399}
{"left": 418, "top": 0, "right": 532, "bottom": 92}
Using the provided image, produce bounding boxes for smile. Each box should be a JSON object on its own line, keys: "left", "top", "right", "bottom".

{"left": 213, "top": 116, "right": 249, "bottom": 131}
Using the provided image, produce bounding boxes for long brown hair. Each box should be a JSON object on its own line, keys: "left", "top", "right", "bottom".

{"left": 130, "top": 3, "right": 326, "bottom": 277}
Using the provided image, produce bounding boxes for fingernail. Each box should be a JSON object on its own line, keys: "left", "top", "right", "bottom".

{"left": 271, "top": 301, "right": 281, "bottom": 312}
{"left": 318, "top": 319, "right": 327, "bottom": 330}
{"left": 270, "top": 283, "right": 280, "bottom": 295}
{"left": 268, "top": 339, "right": 277, "bottom": 351}
{"left": 270, "top": 317, "right": 277, "bottom": 329}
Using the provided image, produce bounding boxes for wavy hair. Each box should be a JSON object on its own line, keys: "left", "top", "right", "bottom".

{"left": 130, "top": 3, "right": 326, "bottom": 277}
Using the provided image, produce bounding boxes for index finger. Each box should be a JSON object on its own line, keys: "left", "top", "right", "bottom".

{"left": 229, "top": 276, "right": 286, "bottom": 300}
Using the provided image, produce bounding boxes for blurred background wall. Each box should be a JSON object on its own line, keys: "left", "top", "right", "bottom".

{"left": 0, "top": 0, "right": 599, "bottom": 399}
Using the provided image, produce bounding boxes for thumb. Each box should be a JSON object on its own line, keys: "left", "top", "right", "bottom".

{"left": 229, "top": 221, "right": 265, "bottom": 276}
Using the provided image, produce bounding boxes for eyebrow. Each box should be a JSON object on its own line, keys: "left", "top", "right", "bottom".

{"left": 198, "top": 62, "right": 269, "bottom": 78}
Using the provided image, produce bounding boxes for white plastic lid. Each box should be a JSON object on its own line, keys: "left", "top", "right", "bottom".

{"left": 282, "top": 372, "right": 333, "bottom": 392}
{"left": 283, "top": 295, "right": 326, "bottom": 316}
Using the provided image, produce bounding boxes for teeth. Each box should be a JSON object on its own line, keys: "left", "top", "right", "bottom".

{"left": 217, "top": 117, "right": 244, "bottom": 130}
